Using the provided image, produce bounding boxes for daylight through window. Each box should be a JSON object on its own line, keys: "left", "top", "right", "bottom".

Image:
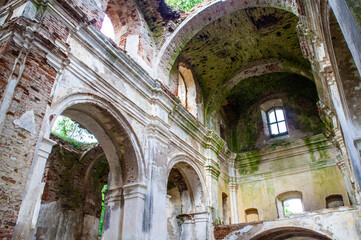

{"left": 268, "top": 107, "right": 287, "bottom": 136}
{"left": 283, "top": 198, "right": 303, "bottom": 215}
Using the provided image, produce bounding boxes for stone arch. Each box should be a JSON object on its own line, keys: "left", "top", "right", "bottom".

{"left": 248, "top": 227, "right": 334, "bottom": 240}
{"left": 178, "top": 64, "right": 198, "bottom": 118}
{"left": 35, "top": 93, "right": 147, "bottom": 239}
{"left": 167, "top": 154, "right": 207, "bottom": 211}
{"left": 224, "top": 226, "right": 334, "bottom": 240}
{"left": 156, "top": 0, "right": 299, "bottom": 82}
{"left": 47, "top": 93, "right": 145, "bottom": 186}
{"left": 166, "top": 154, "right": 208, "bottom": 239}
{"left": 101, "top": 0, "right": 154, "bottom": 67}
{"left": 206, "top": 59, "right": 313, "bottom": 114}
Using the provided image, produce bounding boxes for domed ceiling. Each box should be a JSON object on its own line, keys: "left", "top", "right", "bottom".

{"left": 175, "top": 7, "right": 315, "bottom": 122}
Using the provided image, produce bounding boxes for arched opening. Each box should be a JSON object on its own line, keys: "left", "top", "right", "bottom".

{"left": 102, "top": 0, "right": 154, "bottom": 67}
{"left": 34, "top": 100, "right": 144, "bottom": 239}
{"left": 178, "top": 64, "right": 198, "bottom": 118}
{"left": 245, "top": 208, "right": 259, "bottom": 222}
{"left": 222, "top": 192, "right": 230, "bottom": 224}
{"left": 249, "top": 227, "right": 333, "bottom": 240}
{"left": 166, "top": 161, "right": 206, "bottom": 239}
{"left": 326, "top": 194, "right": 344, "bottom": 208}
{"left": 35, "top": 116, "right": 110, "bottom": 239}
{"left": 100, "top": 14, "right": 115, "bottom": 40}
{"left": 276, "top": 191, "right": 304, "bottom": 218}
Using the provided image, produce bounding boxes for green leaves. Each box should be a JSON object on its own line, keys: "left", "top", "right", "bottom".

{"left": 165, "top": 0, "right": 204, "bottom": 11}
{"left": 99, "top": 185, "right": 108, "bottom": 236}
{"left": 51, "top": 116, "right": 98, "bottom": 144}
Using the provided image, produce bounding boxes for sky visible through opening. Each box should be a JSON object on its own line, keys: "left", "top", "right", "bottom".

{"left": 101, "top": 14, "right": 115, "bottom": 39}
{"left": 52, "top": 116, "right": 98, "bottom": 144}
{"left": 284, "top": 198, "right": 303, "bottom": 215}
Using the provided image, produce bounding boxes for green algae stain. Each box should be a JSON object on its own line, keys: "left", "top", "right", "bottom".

{"left": 238, "top": 150, "right": 262, "bottom": 175}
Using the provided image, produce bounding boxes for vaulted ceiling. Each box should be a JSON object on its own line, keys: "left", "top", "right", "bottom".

{"left": 175, "top": 7, "right": 315, "bottom": 123}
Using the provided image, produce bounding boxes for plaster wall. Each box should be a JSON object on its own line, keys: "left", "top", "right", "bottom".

{"left": 236, "top": 135, "right": 348, "bottom": 222}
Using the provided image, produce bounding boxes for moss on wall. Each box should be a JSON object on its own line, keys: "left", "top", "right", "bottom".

{"left": 178, "top": 7, "right": 310, "bottom": 104}
{"left": 225, "top": 73, "right": 323, "bottom": 152}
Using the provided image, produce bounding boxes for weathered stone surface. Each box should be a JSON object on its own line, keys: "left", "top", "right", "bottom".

{"left": 0, "top": 0, "right": 360, "bottom": 239}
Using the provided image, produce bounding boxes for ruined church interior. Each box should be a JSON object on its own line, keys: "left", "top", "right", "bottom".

{"left": 1, "top": 0, "right": 361, "bottom": 239}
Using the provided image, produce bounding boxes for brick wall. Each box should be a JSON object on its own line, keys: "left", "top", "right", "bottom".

{"left": 0, "top": 37, "right": 57, "bottom": 239}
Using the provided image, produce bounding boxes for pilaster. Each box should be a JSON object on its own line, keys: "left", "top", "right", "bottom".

{"left": 121, "top": 183, "right": 147, "bottom": 240}
{"left": 13, "top": 137, "right": 56, "bottom": 240}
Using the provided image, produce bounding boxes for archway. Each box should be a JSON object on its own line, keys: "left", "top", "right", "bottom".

{"left": 156, "top": 0, "right": 300, "bottom": 81}
{"left": 249, "top": 227, "right": 333, "bottom": 240}
{"left": 166, "top": 161, "right": 207, "bottom": 239}
{"left": 31, "top": 95, "right": 146, "bottom": 240}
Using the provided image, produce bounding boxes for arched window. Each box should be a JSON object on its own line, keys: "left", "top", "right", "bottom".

{"left": 276, "top": 191, "right": 303, "bottom": 218}
{"left": 267, "top": 107, "right": 288, "bottom": 136}
{"left": 100, "top": 14, "right": 115, "bottom": 40}
{"left": 245, "top": 208, "right": 259, "bottom": 222}
{"left": 326, "top": 194, "right": 344, "bottom": 208}
{"left": 178, "top": 65, "right": 198, "bottom": 118}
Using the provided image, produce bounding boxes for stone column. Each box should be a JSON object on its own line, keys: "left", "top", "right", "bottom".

{"left": 179, "top": 215, "right": 193, "bottom": 240}
{"left": 102, "top": 186, "right": 122, "bottom": 240}
{"left": 193, "top": 212, "right": 209, "bottom": 240}
{"left": 121, "top": 183, "right": 147, "bottom": 240}
{"left": 229, "top": 181, "right": 239, "bottom": 224}
{"left": 204, "top": 130, "right": 224, "bottom": 226}
{"left": 13, "top": 137, "right": 56, "bottom": 240}
{"left": 145, "top": 122, "right": 170, "bottom": 240}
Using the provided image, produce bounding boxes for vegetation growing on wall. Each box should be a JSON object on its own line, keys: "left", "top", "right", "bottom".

{"left": 224, "top": 73, "right": 323, "bottom": 152}
{"left": 165, "top": 0, "right": 204, "bottom": 11}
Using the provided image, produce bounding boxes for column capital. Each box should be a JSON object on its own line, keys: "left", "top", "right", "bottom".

{"left": 104, "top": 186, "right": 122, "bottom": 203}
{"left": 38, "top": 137, "right": 57, "bottom": 158}
{"left": 122, "top": 182, "right": 147, "bottom": 200}
{"left": 205, "top": 158, "right": 220, "bottom": 180}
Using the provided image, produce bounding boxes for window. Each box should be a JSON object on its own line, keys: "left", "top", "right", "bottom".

{"left": 267, "top": 107, "right": 288, "bottom": 136}
{"left": 283, "top": 198, "right": 303, "bottom": 215}
{"left": 100, "top": 14, "right": 115, "bottom": 40}
{"left": 276, "top": 191, "right": 303, "bottom": 218}
{"left": 326, "top": 194, "right": 344, "bottom": 208}
{"left": 245, "top": 208, "right": 259, "bottom": 222}
{"left": 177, "top": 65, "right": 198, "bottom": 118}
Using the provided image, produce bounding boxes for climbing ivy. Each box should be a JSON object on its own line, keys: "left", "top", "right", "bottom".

{"left": 165, "top": 0, "right": 204, "bottom": 11}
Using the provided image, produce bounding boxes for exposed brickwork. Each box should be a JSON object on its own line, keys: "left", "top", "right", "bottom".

{"left": 39, "top": 13, "right": 71, "bottom": 43}
{"left": 0, "top": 38, "right": 16, "bottom": 103}
{"left": 214, "top": 223, "right": 261, "bottom": 240}
{"left": 0, "top": 37, "right": 57, "bottom": 238}
{"left": 42, "top": 136, "right": 107, "bottom": 217}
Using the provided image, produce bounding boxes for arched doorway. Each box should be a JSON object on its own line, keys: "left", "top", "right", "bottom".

{"left": 29, "top": 96, "right": 146, "bottom": 240}
{"left": 166, "top": 161, "right": 207, "bottom": 239}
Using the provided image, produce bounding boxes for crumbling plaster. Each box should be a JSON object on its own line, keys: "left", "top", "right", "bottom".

{"left": 0, "top": 0, "right": 361, "bottom": 239}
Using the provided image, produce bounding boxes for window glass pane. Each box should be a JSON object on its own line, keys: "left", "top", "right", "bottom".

{"left": 275, "top": 109, "right": 285, "bottom": 121}
{"left": 278, "top": 121, "right": 287, "bottom": 133}
{"left": 270, "top": 123, "right": 279, "bottom": 135}
{"left": 283, "top": 198, "right": 303, "bottom": 215}
{"left": 268, "top": 110, "right": 276, "bottom": 123}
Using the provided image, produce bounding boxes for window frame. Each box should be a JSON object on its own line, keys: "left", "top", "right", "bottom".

{"left": 267, "top": 107, "right": 288, "bottom": 137}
